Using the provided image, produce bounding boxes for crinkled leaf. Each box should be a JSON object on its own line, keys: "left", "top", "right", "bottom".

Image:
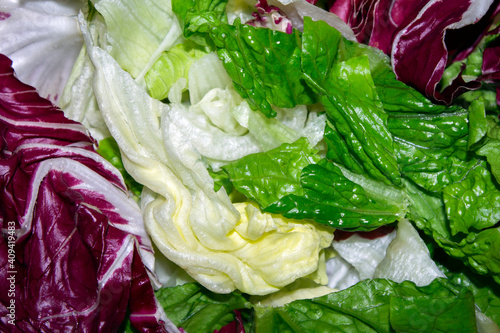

{"left": 478, "top": 140, "right": 500, "bottom": 184}
{"left": 388, "top": 110, "right": 469, "bottom": 150}
{"left": 311, "top": 56, "right": 401, "bottom": 185}
{"left": 406, "top": 177, "right": 500, "bottom": 284}
{"left": 301, "top": 17, "right": 455, "bottom": 114}
{"left": 468, "top": 97, "right": 489, "bottom": 149}
{"left": 173, "top": 0, "right": 229, "bottom": 43}
{"left": 255, "top": 278, "right": 477, "bottom": 333}
{"left": 477, "top": 116, "right": 500, "bottom": 183}
{"left": 97, "top": 137, "right": 144, "bottom": 201}
{"left": 443, "top": 162, "right": 500, "bottom": 235}
{"left": 218, "top": 137, "right": 404, "bottom": 231}
{"left": 389, "top": 291, "right": 476, "bottom": 332}
{"left": 300, "top": 19, "right": 400, "bottom": 185}
{"left": 211, "top": 20, "right": 317, "bottom": 117}
{"left": 155, "top": 283, "right": 251, "bottom": 333}
{"left": 437, "top": 254, "right": 500, "bottom": 328}
{"left": 265, "top": 160, "right": 405, "bottom": 231}
{"left": 389, "top": 110, "right": 473, "bottom": 193}
{"left": 220, "top": 137, "right": 320, "bottom": 208}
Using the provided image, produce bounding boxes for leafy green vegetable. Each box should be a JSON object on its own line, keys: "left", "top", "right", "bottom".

{"left": 145, "top": 41, "right": 208, "bottom": 100}
{"left": 443, "top": 162, "right": 500, "bottom": 235}
{"left": 314, "top": 56, "right": 400, "bottom": 186}
{"left": 220, "top": 137, "right": 319, "bottom": 207}
{"left": 477, "top": 116, "right": 500, "bottom": 184}
{"left": 435, "top": 250, "right": 500, "bottom": 328}
{"left": 264, "top": 160, "right": 404, "bottom": 230}
{"left": 155, "top": 283, "right": 251, "bottom": 333}
{"left": 218, "top": 138, "right": 405, "bottom": 230}
{"left": 301, "top": 18, "right": 400, "bottom": 186}
{"left": 211, "top": 20, "right": 317, "bottom": 117}
{"left": 174, "top": 0, "right": 317, "bottom": 117}
{"left": 255, "top": 279, "right": 477, "bottom": 333}
{"left": 388, "top": 111, "right": 469, "bottom": 149}
{"left": 406, "top": 176, "right": 500, "bottom": 284}
{"left": 172, "top": 0, "right": 228, "bottom": 45}
{"left": 145, "top": 279, "right": 478, "bottom": 333}
{"left": 388, "top": 109, "right": 472, "bottom": 193}
{"left": 467, "top": 97, "right": 488, "bottom": 149}
{"left": 97, "top": 137, "right": 143, "bottom": 201}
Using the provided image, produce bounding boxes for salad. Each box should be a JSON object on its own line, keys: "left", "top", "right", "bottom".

{"left": 1, "top": 0, "right": 500, "bottom": 332}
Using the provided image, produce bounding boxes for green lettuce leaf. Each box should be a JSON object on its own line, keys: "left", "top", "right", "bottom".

{"left": 309, "top": 55, "right": 401, "bottom": 186}
{"left": 443, "top": 162, "right": 500, "bottom": 235}
{"left": 97, "top": 137, "right": 143, "bottom": 201}
{"left": 301, "top": 18, "right": 400, "bottom": 186}
{"left": 264, "top": 160, "right": 405, "bottom": 230}
{"left": 155, "top": 283, "right": 252, "bottom": 333}
{"left": 300, "top": 16, "right": 453, "bottom": 115}
{"left": 468, "top": 97, "right": 488, "bottom": 149}
{"left": 406, "top": 176, "right": 500, "bottom": 284}
{"left": 478, "top": 140, "right": 500, "bottom": 184}
{"left": 145, "top": 41, "right": 208, "bottom": 100}
{"left": 435, "top": 251, "right": 500, "bottom": 328}
{"left": 388, "top": 109, "right": 472, "bottom": 193}
{"left": 218, "top": 138, "right": 405, "bottom": 231}
{"left": 172, "top": 0, "right": 228, "bottom": 44}
{"left": 477, "top": 116, "right": 500, "bottom": 184}
{"left": 211, "top": 20, "right": 317, "bottom": 117}
{"left": 220, "top": 137, "right": 320, "bottom": 208}
{"left": 254, "top": 278, "right": 477, "bottom": 333}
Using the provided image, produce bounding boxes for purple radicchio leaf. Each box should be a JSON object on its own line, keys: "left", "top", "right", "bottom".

{"left": 247, "top": 0, "right": 293, "bottom": 34}
{"left": 0, "top": 54, "right": 175, "bottom": 333}
{"left": 214, "top": 310, "right": 246, "bottom": 333}
{"left": 329, "top": 0, "right": 500, "bottom": 104}
{"left": 477, "top": 24, "right": 500, "bottom": 105}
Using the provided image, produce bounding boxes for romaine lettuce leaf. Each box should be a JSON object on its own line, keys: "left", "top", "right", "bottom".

{"left": 97, "top": 137, "right": 144, "bottom": 201}
{"left": 255, "top": 278, "right": 477, "bottom": 333}
{"left": 435, "top": 251, "right": 500, "bottom": 329}
{"left": 309, "top": 55, "right": 401, "bottom": 185}
{"left": 155, "top": 282, "right": 251, "bottom": 333}
{"left": 218, "top": 139, "right": 406, "bottom": 231}
{"left": 211, "top": 19, "right": 317, "bottom": 117}
{"left": 220, "top": 137, "right": 320, "bottom": 207}
{"left": 443, "top": 162, "right": 500, "bottom": 235}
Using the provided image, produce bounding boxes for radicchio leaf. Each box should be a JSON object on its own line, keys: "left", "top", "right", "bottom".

{"left": 0, "top": 54, "right": 175, "bottom": 332}
{"left": 328, "top": 0, "right": 500, "bottom": 104}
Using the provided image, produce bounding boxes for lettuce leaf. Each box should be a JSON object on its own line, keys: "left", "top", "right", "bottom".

{"left": 220, "top": 137, "right": 320, "bottom": 207}
{"left": 155, "top": 283, "right": 251, "bottom": 333}
{"left": 97, "top": 137, "right": 144, "bottom": 201}
{"left": 255, "top": 278, "right": 477, "bottom": 333}
{"left": 219, "top": 139, "right": 406, "bottom": 231}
